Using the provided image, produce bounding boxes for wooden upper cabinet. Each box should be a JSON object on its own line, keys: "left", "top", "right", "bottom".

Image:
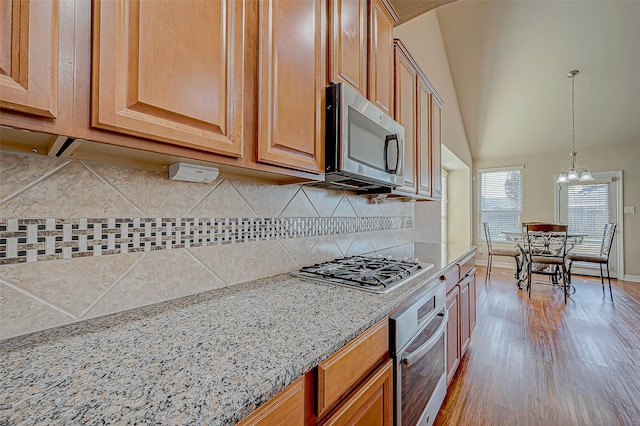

{"left": 393, "top": 42, "right": 417, "bottom": 195}
{"left": 91, "top": 0, "right": 243, "bottom": 157}
{"left": 417, "top": 76, "right": 432, "bottom": 196}
{"left": 431, "top": 95, "right": 443, "bottom": 199}
{"left": 369, "top": 0, "right": 397, "bottom": 115}
{"left": 257, "top": 0, "right": 325, "bottom": 174}
{"left": 0, "top": 0, "right": 58, "bottom": 118}
{"left": 328, "top": 0, "right": 367, "bottom": 95}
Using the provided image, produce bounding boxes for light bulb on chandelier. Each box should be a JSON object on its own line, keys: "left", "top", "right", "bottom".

{"left": 556, "top": 70, "right": 593, "bottom": 183}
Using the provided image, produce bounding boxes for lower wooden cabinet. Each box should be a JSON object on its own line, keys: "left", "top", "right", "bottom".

{"left": 445, "top": 286, "right": 460, "bottom": 386}
{"left": 444, "top": 255, "right": 477, "bottom": 387}
{"left": 236, "top": 375, "right": 306, "bottom": 426}
{"left": 319, "top": 359, "right": 393, "bottom": 426}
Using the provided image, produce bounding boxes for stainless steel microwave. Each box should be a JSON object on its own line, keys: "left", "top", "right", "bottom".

{"left": 324, "top": 83, "right": 405, "bottom": 191}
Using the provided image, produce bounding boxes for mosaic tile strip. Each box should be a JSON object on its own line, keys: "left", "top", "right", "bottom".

{"left": 0, "top": 216, "right": 413, "bottom": 265}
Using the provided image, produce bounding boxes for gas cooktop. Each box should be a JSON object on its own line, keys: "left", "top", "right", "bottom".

{"left": 293, "top": 255, "right": 434, "bottom": 294}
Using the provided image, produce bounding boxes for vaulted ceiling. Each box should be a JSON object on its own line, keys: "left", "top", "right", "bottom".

{"left": 432, "top": 0, "right": 640, "bottom": 161}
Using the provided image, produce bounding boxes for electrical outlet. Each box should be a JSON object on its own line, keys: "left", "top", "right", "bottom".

{"left": 478, "top": 247, "right": 483, "bottom": 254}
{"left": 624, "top": 206, "right": 635, "bottom": 214}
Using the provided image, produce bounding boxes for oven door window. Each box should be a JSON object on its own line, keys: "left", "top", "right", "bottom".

{"left": 400, "top": 313, "right": 446, "bottom": 426}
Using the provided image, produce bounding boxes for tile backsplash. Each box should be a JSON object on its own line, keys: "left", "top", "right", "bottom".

{"left": 0, "top": 151, "right": 414, "bottom": 339}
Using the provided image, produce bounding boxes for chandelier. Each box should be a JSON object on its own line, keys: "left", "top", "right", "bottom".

{"left": 556, "top": 70, "right": 593, "bottom": 183}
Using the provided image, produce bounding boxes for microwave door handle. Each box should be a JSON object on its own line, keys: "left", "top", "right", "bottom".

{"left": 401, "top": 311, "right": 448, "bottom": 367}
{"left": 384, "top": 134, "right": 400, "bottom": 174}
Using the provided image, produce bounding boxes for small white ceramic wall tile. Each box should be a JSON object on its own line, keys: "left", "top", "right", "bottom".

{"left": 0, "top": 253, "right": 143, "bottom": 317}
{"left": 88, "top": 163, "right": 217, "bottom": 218}
{"left": 375, "top": 246, "right": 401, "bottom": 259}
{"left": 395, "top": 228, "right": 414, "bottom": 245}
{"left": 231, "top": 180, "right": 299, "bottom": 217}
{"left": 189, "top": 180, "right": 257, "bottom": 219}
{"left": 302, "top": 187, "right": 344, "bottom": 217}
{"left": 332, "top": 233, "right": 354, "bottom": 255}
{"left": 279, "top": 236, "right": 318, "bottom": 267}
{"left": 186, "top": 241, "right": 258, "bottom": 284}
{"left": 0, "top": 152, "right": 69, "bottom": 202}
{"left": 397, "top": 243, "right": 415, "bottom": 259}
{"left": 366, "top": 203, "right": 385, "bottom": 218}
{"left": 279, "top": 190, "right": 318, "bottom": 218}
{"left": 346, "top": 234, "right": 375, "bottom": 256}
{"left": 308, "top": 235, "right": 342, "bottom": 264}
{"left": 0, "top": 283, "right": 74, "bottom": 338}
{"left": 229, "top": 240, "right": 298, "bottom": 286}
{"left": 331, "top": 196, "right": 357, "bottom": 217}
{"left": 379, "top": 201, "right": 402, "bottom": 217}
{"left": 0, "top": 162, "right": 142, "bottom": 218}
{"left": 346, "top": 194, "right": 370, "bottom": 217}
{"left": 85, "top": 250, "right": 224, "bottom": 318}
{"left": 398, "top": 201, "right": 415, "bottom": 217}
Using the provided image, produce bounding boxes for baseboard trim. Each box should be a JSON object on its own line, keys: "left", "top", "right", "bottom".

{"left": 623, "top": 274, "right": 640, "bottom": 283}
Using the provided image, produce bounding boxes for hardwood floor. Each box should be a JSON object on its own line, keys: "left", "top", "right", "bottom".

{"left": 435, "top": 266, "right": 640, "bottom": 426}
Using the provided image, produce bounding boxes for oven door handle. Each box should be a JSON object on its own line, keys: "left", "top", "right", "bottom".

{"left": 401, "top": 310, "right": 448, "bottom": 367}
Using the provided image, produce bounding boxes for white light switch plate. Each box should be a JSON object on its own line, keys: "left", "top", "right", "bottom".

{"left": 624, "top": 206, "right": 635, "bottom": 214}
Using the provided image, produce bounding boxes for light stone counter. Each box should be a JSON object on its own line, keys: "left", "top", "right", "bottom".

{"left": 1, "top": 245, "right": 475, "bottom": 425}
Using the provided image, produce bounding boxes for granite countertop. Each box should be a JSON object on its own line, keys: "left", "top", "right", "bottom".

{"left": 1, "top": 243, "right": 475, "bottom": 425}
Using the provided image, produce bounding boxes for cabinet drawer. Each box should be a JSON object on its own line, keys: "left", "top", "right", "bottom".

{"left": 458, "top": 253, "right": 476, "bottom": 279}
{"left": 317, "top": 319, "right": 389, "bottom": 419}
{"left": 319, "top": 359, "right": 393, "bottom": 426}
{"left": 441, "top": 265, "right": 460, "bottom": 294}
{"left": 237, "top": 376, "right": 305, "bottom": 426}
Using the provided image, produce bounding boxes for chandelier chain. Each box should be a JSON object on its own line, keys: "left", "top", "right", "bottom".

{"left": 572, "top": 73, "right": 575, "bottom": 152}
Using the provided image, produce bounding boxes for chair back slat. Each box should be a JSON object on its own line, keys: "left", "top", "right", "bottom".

{"left": 526, "top": 224, "right": 568, "bottom": 257}
{"left": 483, "top": 222, "right": 493, "bottom": 251}
{"left": 600, "top": 223, "right": 617, "bottom": 258}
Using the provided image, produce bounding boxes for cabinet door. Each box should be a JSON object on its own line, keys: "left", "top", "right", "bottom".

{"left": 459, "top": 275, "right": 471, "bottom": 357}
{"left": 431, "top": 96, "right": 443, "bottom": 199}
{"left": 329, "top": 0, "right": 367, "bottom": 95}
{"left": 92, "top": 0, "right": 243, "bottom": 157}
{"left": 237, "top": 376, "right": 305, "bottom": 426}
{"left": 393, "top": 45, "right": 417, "bottom": 194}
{"left": 257, "top": 0, "right": 325, "bottom": 174}
{"left": 0, "top": 0, "right": 58, "bottom": 118}
{"left": 445, "top": 286, "right": 460, "bottom": 386}
{"left": 469, "top": 271, "right": 477, "bottom": 335}
{"left": 368, "top": 0, "right": 395, "bottom": 115}
{"left": 417, "top": 76, "right": 432, "bottom": 196}
{"left": 320, "top": 359, "right": 393, "bottom": 426}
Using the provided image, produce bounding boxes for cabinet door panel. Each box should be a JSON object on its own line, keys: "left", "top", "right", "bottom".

{"left": 417, "top": 77, "right": 432, "bottom": 196}
{"left": 393, "top": 47, "right": 417, "bottom": 194}
{"left": 369, "top": 0, "right": 394, "bottom": 114}
{"left": 320, "top": 359, "right": 393, "bottom": 426}
{"left": 460, "top": 276, "right": 471, "bottom": 356}
{"left": 431, "top": 97, "right": 442, "bottom": 199}
{"left": 237, "top": 376, "right": 305, "bottom": 426}
{"left": 446, "top": 287, "right": 460, "bottom": 386}
{"left": 92, "top": 0, "right": 243, "bottom": 157}
{"left": 329, "top": 0, "right": 367, "bottom": 94}
{"left": 469, "top": 271, "right": 477, "bottom": 334}
{"left": 258, "top": 0, "right": 325, "bottom": 173}
{"left": 0, "top": 0, "right": 58, "bottom": 118}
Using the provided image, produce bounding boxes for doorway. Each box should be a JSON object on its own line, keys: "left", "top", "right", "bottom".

{"left": 556, "top": 171, "right": 623, "bottom": 278}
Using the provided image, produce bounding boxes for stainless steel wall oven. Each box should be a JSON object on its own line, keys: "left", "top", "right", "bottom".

{"left": 390, "top": 282, "right": 447, "bottom": 426}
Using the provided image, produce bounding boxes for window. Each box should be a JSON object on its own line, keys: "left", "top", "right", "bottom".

{"left": 478, "top": 167, "right": 522, "bottom": 242}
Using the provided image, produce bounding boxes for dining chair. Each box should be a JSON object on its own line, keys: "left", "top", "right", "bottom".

{"left": 483, "top": 222, "right": 521, "bottom": 284}
{"left": 525, "top": 223, "right": 569, "bottom": 303}
{"left": 566, "top": 223, "right": 617, "bottom": 301}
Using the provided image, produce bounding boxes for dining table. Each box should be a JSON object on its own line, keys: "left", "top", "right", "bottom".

{"left": 502, "top": 231, "right": 587, "bottom": 290}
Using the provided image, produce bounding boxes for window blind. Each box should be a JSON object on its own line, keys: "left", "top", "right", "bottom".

{"left": 478, "top": 168, "right": 522, "bottom": 242}
{"left": 567, "top": 183, "right": 610, "bottom": 254}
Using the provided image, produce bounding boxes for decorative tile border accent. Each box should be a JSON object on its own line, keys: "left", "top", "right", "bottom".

{"left": 0, "top": 216, "right": 413, "bottom": 265}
